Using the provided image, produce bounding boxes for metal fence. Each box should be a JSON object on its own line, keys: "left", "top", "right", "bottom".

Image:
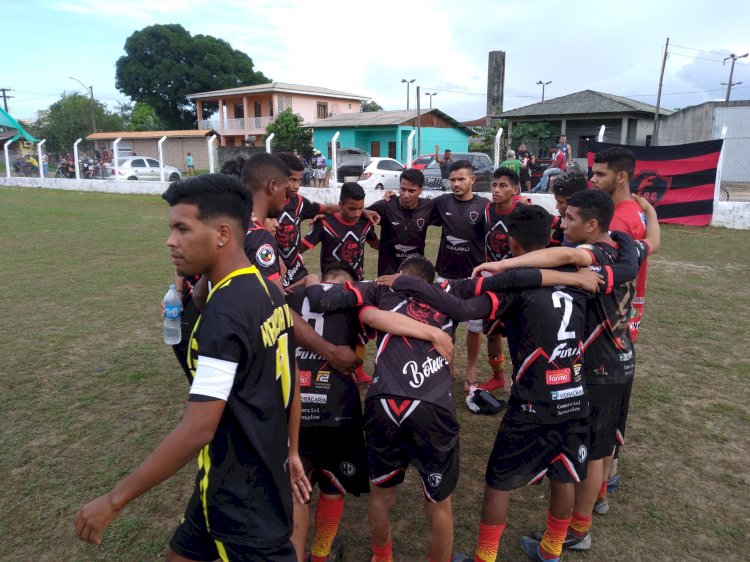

{"left": 717, "top": 135, "right": 750, "bottom": 202}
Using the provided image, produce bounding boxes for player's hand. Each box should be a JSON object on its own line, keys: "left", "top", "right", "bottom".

{"left": 74, "top": 493, "right": 122, "bottom": 545}
{"left": 311, "top": 213, "right": 326, "bottom": 223}
{"left": 326, "top": 345, "right": 361, "bottom": 375}
{"left": 471, "top": 262, "right": 505, "bottom": 278}
{"left": 375, "top": 273, "right": 402, "bottom": 287}
{"left": 363, "top": 209, "right": 381, "bottom": 225}
{"left": 429, "top": 329, "right": 454, "bottom": 364}
{"left": 382, "top": 189, "right": 397, "bottom": 202}
{"left": 288, "top": 454, "right": 312, "bottom": 504}
{"left": 577, "top": 268, "right": 604, "bottom": 293}
{"left": 630, "top": 193, "right": 654, "bottom": 212}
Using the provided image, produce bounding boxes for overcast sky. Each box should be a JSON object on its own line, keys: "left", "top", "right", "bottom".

{"left": 5, "top": 0, "right": 750, "bottom": 123}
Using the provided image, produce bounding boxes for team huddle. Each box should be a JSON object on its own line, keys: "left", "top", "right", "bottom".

{"left": 74, "top": 146, "right": 659, "bottom": 562}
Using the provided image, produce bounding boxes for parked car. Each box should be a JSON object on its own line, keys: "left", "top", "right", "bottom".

{"left": 410, "top": 154, "right": 435, "bottom": 170}
{"left": 358, "top": 158, "right": 405, "bottom": 190}
{"left": 107, "top": 157, "right": 182, "bottom": 182}
{"left": 336, "top": 147, "right": 370, "bottom": 183}
{"left": 422, "top": 152, "right": 494, "bottom": 191}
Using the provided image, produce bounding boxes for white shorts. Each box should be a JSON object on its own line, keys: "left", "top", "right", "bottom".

{"left": 436, "top": 275, "right": 484, "bottom": 333}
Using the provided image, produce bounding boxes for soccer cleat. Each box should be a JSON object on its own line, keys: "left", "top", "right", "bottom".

{"left": 607, "top": 474, "right": 620, "bottom": 493}
{"left": 594, "top": 497, "right": 610, "bottom": 515}
{"left": 519, "top": 536, "right": 558, "bottom": 562}
{"left": 355, "top": 365, "right": 372, "bottom": 384}
{"left": 531, "top": 530, "right": 591, "bottom": 551}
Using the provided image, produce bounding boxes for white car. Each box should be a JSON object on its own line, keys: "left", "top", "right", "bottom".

{"left": 108, "top": 157, "right": 182, "bottom": 182}
{"left": 357, "top": 157, "right": 405, "bottom": 190}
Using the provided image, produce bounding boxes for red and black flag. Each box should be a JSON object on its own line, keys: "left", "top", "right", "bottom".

{"left": 587, "top": 140, "right": 723, "bottom": 226}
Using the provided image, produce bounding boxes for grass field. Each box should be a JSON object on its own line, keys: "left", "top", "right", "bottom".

{"left": 1, "top": 186, "right": 749, "bottom": 562}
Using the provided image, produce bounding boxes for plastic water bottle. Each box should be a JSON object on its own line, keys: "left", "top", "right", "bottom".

{"left": 163, "top": 283, "right": 182, "bottom": 345}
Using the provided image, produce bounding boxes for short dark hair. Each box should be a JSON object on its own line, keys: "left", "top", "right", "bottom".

{"left": 340, "top": 182, "right": 365, "bottom": 203}
{"left": 162, "top": 174, "right": 252, "bottom": 232}
{"left": 322, "top": 262, "right": 357, "bottom": 282}
{"left": 219, "top": 153, "right": 250, "bottom": 178}
{"left": 240, "top": 152, "right": 289, "bottom": 192}
{"left": 400, "top": 168, "right": 424, "bottom": 188}
{"left": 506, "top": 205, "right": 552, "bottom": 252}
{"left": 276, "top": 152, "right": 305, "bottom": 173}
{"left": 398, "top": 256, "right": 436, "bottom": 283}
{"left": 449, "top": 159, "right": 473, "bottom": 173}
{"left": 567, "top": 189, "right": 614, "bottom": 232}
{"left": 552, "top": 170, "right": 589, "bottom": 197}
{"left": 493, "top": 166, "right": 520, "bottom": 186}
{"left": 594, "top": 147, "right": 636, "bottom": 180}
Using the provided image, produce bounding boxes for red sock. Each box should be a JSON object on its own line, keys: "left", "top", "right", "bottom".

{"left": 597, "top": 480, "right": 607, "bottom": 501}
{"left": 539, "top": 510, "right": 572, "bottom": 559}
{"left": 569, "top": 511, "right": 592, "bottom": 537}
{"left": 310, "top": 495, "right": 345, "bottom": 562}
{"left": 372, "top": 540, "right": 393, "bottom": 562}
{"left": 474, "top": 522, "right": 505, "bottom": 562}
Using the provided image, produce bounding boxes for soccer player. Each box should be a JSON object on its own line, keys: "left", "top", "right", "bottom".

{"left": 431, "top": 159, "right": 489, "bottom": 391}
{"left": 549, "top": 171, "right": 589, "bottom": 247}
{"left": 301, "top": 182, "right": 379, "bottom": 281}
{"left": 475, "top": 190, "right": 659, "bottom": 552}
{"left": 368, "top": 168, "right": 434, "bottom": 275}
{"left": 386, "top": 206, "right": 592, "bottom": 562}
{"left": 75, "top": 174, "right": 301, "bottom": 560}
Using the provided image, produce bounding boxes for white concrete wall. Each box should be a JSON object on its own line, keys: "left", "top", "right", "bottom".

{"left": 2, "top": 178, "right": 748, "bottom": 229}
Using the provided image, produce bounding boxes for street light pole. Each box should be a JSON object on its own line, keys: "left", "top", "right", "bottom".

{"left": 722, "top": 53, "right": 748, "bottom": 102}
{"left": 425, "top": 91, "right": 437, "bottom": 108}
{"left": 401, "top": 78, "right": 415, "bottom": 109}
{"left": 536, "top": 80, "right": 551, "bottom": 102}
{"left": 70, "top": 76, "right": 97, "bottom": 150}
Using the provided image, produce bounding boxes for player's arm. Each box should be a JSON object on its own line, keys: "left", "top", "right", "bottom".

{"left": 192, "top": 275, "right": 209, "bottom": 310}
{"left": 360, "top": 307, "right": 454, "bottom": 364}
{"left": 292, "top": 309, "right": 360, "bottom": 375}
{"left": 632, "top": 194, "right": 661, "bottom": 253}
{"left": 389, "top": 275, "right": 495, "bottom": 321}
{"left": 300, "top": 221, "right": 322, "bottom": 254}
{"left": 366, "top": 227, "right": 380, "bottom": 250}
{"left": 472, "top": 246, "right": 595, "bottom": 277}
{"left": 75, "top": 368, "right": 229, "bottom": 544}
{"left": 288, "top": 365, "right": 312, "bottom": 504}
{"left": 597, "top": 232, "right": 641, "bottom": 292}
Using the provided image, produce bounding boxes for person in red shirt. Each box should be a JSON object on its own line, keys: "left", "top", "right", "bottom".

{"left": 532, "top": 146, "right": 566, "bottom": 193}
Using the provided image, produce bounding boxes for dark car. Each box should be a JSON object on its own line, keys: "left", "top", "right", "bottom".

{"left": 336, "top": 147, "right": 370, "bottom": 182}
{"left": 422, "top": 151, "right": 494, "bottom": 191}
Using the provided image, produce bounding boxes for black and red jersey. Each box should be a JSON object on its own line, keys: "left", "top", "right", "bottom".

{"left": 276, "top": 195, "right": 322, "bottom": 286}
{"left": 368, "top": 197, "right": 434, "bottom": 275}
{"left": 302, "top": 213, "right": 377, "bottom": 280}
{"left": 244, "top": 218, "right": 281, "bottom": 282}
{"left": 484, "top": 200, "right": 520, "bottom": 262}
{"left": 285, "top": 286, "right": 365, "bottom": 428}
{"left": 549, "top": 214, "right": 565, "bottom": 247}
{"left": 430, "top": 193, "right": 487, "bottom": 279}
{"left": 392, "top": 272, "right": 589, "bottom": 424}
{"left": 577, "top": 234, "right": 649, "bottom": 386}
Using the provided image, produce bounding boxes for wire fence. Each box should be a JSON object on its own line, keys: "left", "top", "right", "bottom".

{"left": 718, "top": 135, "right": 750, "bottom": 201}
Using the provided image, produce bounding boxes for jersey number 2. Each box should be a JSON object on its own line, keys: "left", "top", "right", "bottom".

{"left": 552, "top": 290, "right": 576, "bottom": 340}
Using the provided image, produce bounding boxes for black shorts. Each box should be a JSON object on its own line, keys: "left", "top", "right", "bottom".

{"left": 299, "top": 426, "right": 370, "bottom": 497}
{"left": 483, "top": 318, "right": 506, "bottom": 337}
{"left": 485, "top": 416, "right": 589, "bottom": 491}
{"left": 364, "top": 397, "right": 459, "bottom": 503}
{"left": 169, "top": 488, "right": 296, "bottom": 562}
{"left": 587, "top": 380, "right": 632, "bottom": 461}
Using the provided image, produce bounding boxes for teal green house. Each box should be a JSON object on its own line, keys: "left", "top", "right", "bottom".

{"left": 308, "top": 109, "right": 474, "bottom": 163}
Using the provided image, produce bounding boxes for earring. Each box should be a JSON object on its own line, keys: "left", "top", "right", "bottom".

{"left": 219, "top": 242, "right": 224, "bottom": 247}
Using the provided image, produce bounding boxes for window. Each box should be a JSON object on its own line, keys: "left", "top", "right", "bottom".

{"left": 146, "top": 158, "right": 160, "bottom": 167}
{"left": 234, "top": 103, "right": 244, "bottom": 119}
{"left": 269, "top": 100, "right": 274, "bottom": 117}
{"left": 317, "top": 103, "right": 328, "bottom": 119}
{"left": 254, "top": 102, "right": 262, "bottom": 117}
{"left": 388, "top": 141, "right": 396, "bottom": 159}
{"left": 130, "top": 159, "right": 146, "bottom": 168}
{"left": 377, "top": 160, "right": 404, "bottom": 171}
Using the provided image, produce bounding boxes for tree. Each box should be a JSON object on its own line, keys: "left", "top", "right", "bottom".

{"left": 265, "top": 108, "right": 313, "bottom": 153}
{"left": 129, "top": 101, "right": 165, "bottom": 131}
{"left": 116, "top": 24, "right": 269, "bottom": 129}
{"left": 361, "top": 100, "right": 383, "bottom": 112}
{"left": 510, "top": 121, "right": 555, "bottom": 154}
{"left": 27, "top": 93, "right": 124, "bottom": 156}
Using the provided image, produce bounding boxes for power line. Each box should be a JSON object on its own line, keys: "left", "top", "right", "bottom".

{"left": 668, "top": 50, "right": 750, "bottom": 65}
{"left": 0, "top": 88, "right": 14, "bottom": 112}
{"left": 670, "top": 43, "right": 733, "bottom": 57}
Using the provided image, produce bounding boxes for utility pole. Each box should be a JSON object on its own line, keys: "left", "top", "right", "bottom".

{"left": 653, "top": 37, "right": 669, "bottom": 145}
{"left": 722, "top": 52, "right": 748, "bottom": 102}
{"left": 0, "top": 88, "right": 14, "bottom": 112}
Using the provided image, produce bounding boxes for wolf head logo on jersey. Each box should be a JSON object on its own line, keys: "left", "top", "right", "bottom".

{"left": 275, "top": 222, "right": 297, "bottom": 254}
{"left": 338, "top": 239, "right": 361, "bottom": 264}
{"left": 488, "top": 230, "right": 509, "bottom": 258}
{"left": 406, "top": 300, "right": 444, "bottom": 325}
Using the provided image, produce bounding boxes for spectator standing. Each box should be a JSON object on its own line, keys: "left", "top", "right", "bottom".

{"left": 516, "top": 143, "right": 535, "bottom": 192}
{"left": 500, "top": 150, "right": 522, "bottom": 175}
{"left": 185, "top": 152, "right": 195, "bottom": 176}
{"left": 42, "top": 153, "right": 49, "bottom": 176}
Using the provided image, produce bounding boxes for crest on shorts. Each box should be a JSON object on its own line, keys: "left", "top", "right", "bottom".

{"left": 578, "top": 445, "right": 588, "bottom": 464}
{"left": 469, "top": 211, "right": 479, "bottom": 222}
{"left": 256, "top": 244, "right": 276, "bottom": 267}
{"left": 630, "top": 170, "right": 672, "bottom": 206}
{"left": 340, "top": 462, "right": 356, "bottom": 476}
{"left": 428, "top": 473, "right": 443, "bottom": 487}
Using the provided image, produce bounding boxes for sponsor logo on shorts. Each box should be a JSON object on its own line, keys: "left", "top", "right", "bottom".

{"left": 299, "top": 370, "right": 312, "bottom": 387}
{"left": 550, "top": 386, "right": 584, "bottom": 401}
{"left": 546, "top": 368, "right": 571, "bottom": 385}
{"left": 428, "top": 473, "right": 443, "bottom": 487}
{"left": 578, "top": 445, "right": 588, "bottom": 464}
{"left": 618, "top": 350, "right": 633, "bottom": 362}
{"left": 301, "top": 393, "right": 327, "bottom": 404}
{"left": 256, "top": 244, "right": 276, "bottom": 267}
{"left": 632, "top": 296, "right": 645, "bottom": 305}
{"left": 340, "top": 462, "right": 356, "bottom": 476}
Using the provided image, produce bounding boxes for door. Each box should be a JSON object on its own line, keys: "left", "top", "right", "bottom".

{"left": 370, "top": 141, "right": 381, "bottom": 158}
{"left": 145, "top": 158, "right": 162, "bottom": 180}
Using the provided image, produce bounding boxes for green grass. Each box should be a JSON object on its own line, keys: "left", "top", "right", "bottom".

{"left": 1, "top": 186, "right": 749, "bottom": 561}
